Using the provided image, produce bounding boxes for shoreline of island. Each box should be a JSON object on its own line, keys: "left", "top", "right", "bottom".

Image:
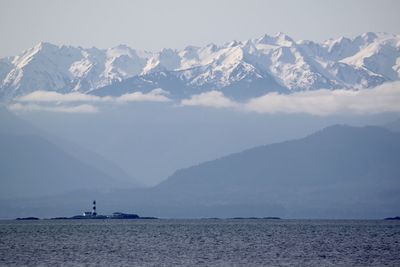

{"left": 16, "top": 212, "right": 158, "bottom": 221}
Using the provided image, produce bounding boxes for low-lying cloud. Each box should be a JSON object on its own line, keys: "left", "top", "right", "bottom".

{"left": 180, "top": 91, "right": 238, "bottom": 108}
{"left": 8, "top": 82, "right": 400, "bottom": 115}
{"left": 180, "top": 82, "right": 400, "bottom": 116}
{"left": 9, "top": 103, "right": 99, "bottom": 113}
{"left": 18, "top": 88, "right": 170, "bottom": 103}
{"left": 115, "top": 89, "right": 170, "bottom": 103}
{"left": 11, "top": 88, "right": 171, "bottom": 113}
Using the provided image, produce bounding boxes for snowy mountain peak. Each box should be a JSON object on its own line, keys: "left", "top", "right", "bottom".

{"left": 359, "top": 32, "right": 378, "bottom": 42}
{"left": 226, "top": 40, "right": 242, "bottom": 48}
{"left": 274, "top": 32, "right": 295, "bottom": 45}
{"left": 257, "top": 32, "right": 294, "bottom": 47}
{"left": 33, "top": 41, "right": 57, "bottom": 51}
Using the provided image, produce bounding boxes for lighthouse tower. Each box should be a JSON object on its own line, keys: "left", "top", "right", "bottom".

{"left": 92, "top": 200, "right": 97, "bottom": 216}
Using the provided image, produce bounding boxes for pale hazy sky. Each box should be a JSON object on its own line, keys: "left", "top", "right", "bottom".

{"left": 0, "top": 0, "right": 399, "bottom": 57}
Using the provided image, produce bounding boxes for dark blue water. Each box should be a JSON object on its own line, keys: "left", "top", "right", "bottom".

{"left": 0, "top": 219, "right": 399, "bottom": 266}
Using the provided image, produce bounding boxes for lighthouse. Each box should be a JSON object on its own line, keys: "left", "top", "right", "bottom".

{"left": 92, "top": 200, "right": 97, "bottom": 216}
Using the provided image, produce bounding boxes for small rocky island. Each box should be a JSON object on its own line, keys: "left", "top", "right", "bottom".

{"left": 49, "top": 212, "right": 156, "bottom": 220}
{"left": 15, "top": 200, "right": 157, "bottom": 221}
{"left": 384, "top": 216, "right": 400, "bottom": 220}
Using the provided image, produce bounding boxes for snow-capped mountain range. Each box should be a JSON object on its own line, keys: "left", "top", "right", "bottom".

{"left": 1, "top": 32, "right": 399, "bottom": 101}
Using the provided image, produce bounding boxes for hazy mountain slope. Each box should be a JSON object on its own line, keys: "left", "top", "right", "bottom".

{"left": 1, "top": 32, "right": 399, "bottom": 101}
{"left": 384, "top": 118, "right": 400, "bottom": 133}
{"left": 0, "top": 133, "right": 126, "bottom": 198}
{"left": 0, "top": 108, "right": 142, "bottom": 194}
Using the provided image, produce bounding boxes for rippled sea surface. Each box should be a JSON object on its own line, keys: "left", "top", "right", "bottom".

{"left": 0, "top": 219, "right": 399, "bottom": 266}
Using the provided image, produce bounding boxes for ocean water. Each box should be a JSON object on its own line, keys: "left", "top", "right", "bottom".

{"left": 0, "top": 219, "right": 399, "bottom": 266}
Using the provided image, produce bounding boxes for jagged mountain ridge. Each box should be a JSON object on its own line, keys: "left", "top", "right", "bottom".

{"left": 1, "top": 32, "right": 399, "bottom": 100}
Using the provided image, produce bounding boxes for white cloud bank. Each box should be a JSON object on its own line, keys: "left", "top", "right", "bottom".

{"left": 180, "top": 82, "right": 400, "bottom": 116}
{"left": 9, "top": 82, "right": 400, "bottom": 115}
{"left": 17, "top": 88, "right": 170, "bottom": 103}
{"left": 115, "top": 89, "right": 170, "bottom": 103}
{"left": 180, "top": 91, "right": 238, "bottom": 108}
{"left": 9, "top": 103, "right": 99, "bottom": 113}
{"left": 11, "top": 88, "right": 171, "bottom": 113}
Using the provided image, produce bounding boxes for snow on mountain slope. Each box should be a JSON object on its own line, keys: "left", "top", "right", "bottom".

{"left": 0, "top": 42, "right": 151, "bottom": 100}
{"left": 1, "top": 32, "right": 399, "bottom": 101}
{"left": 341, "top": 34, "right": 400, "bottom": 81}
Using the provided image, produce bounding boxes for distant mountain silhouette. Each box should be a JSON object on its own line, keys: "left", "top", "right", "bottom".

{"left": 1, "top": 124, "right": 399, "bottom": 219}
{"left": 123, "top": 124, "right": 400, "bottom": 218}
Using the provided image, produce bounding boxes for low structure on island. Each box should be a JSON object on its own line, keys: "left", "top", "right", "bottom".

{"left": 68, "top": 200, "right": 108, "bottom": 219}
